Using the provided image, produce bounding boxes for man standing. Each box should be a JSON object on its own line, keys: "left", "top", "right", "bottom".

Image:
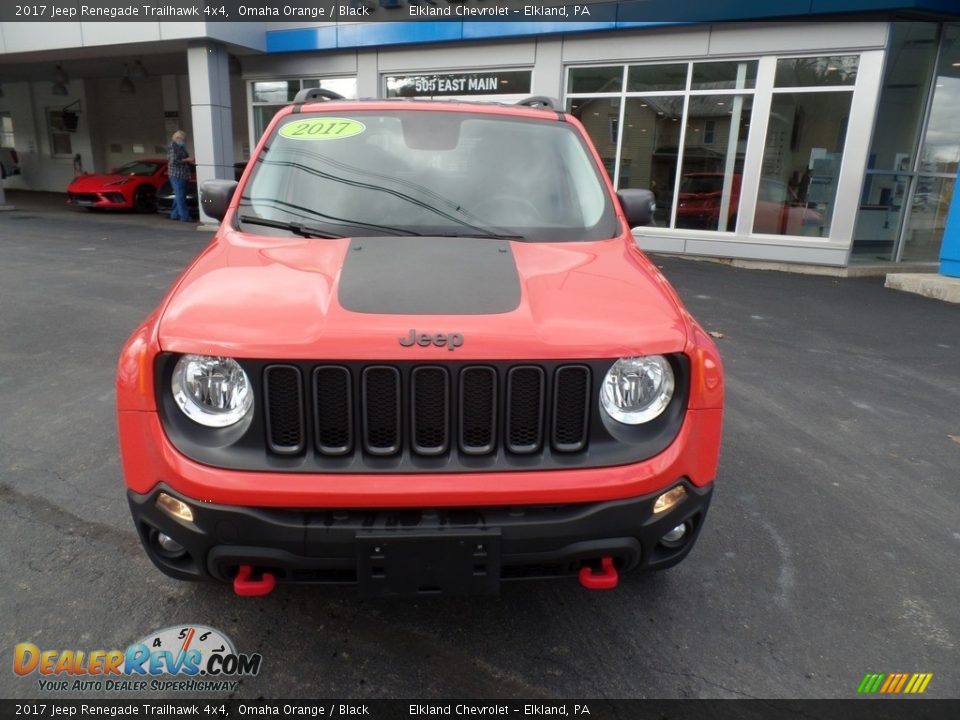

{"left": 167, "top": 130, "right": 191, "bottom": 222}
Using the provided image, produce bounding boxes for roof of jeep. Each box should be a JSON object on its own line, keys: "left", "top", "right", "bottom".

{"left": 277, "top": 96, "right": 568, "bottom": 123}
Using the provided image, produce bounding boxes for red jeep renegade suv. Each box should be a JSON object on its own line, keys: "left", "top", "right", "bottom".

{"left": 117, "top": 90, "right": 724, "bottom": 597}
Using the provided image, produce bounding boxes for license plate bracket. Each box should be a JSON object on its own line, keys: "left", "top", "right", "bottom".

{"left": 356, "top": 530, "right": 501, "bottom": 597}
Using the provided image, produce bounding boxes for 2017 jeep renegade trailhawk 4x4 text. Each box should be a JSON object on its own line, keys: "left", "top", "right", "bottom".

{"left": 117, "top": 91, "right": 723, "bottom": 597}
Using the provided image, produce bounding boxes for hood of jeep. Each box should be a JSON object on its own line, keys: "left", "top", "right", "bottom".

{"left": 157, "top": 231, "right": 688, "bottom": 359}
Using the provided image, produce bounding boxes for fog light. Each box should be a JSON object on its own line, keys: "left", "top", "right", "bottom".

{"left": 662, "top": 523, "right": 687, "bottom": 543}
{"left": 653, "top": 485, "right": 687, "bottom": 515}
{"left": 156, "top": 492, "right": 194, "bottom": 523}
{"left": 156, "top": 532, "right": 185, "bottom": 556}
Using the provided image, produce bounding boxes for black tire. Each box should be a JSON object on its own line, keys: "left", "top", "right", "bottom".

{"left": 133, "top": 185, "right": 156, "bottom": 213}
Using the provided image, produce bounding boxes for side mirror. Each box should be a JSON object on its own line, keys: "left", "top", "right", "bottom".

{"left": 617, "top": 188, "right": 656, "bottom": 227}
{"left": 200, "top": 180, "right": 238, "bottom": 221}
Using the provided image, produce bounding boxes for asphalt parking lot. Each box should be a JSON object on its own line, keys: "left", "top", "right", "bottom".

{"left": 1, "top": 195, "right": 958, "bottom": 700}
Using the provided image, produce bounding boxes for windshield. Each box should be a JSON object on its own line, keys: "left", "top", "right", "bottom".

{"left": 680, "top": 175, "right": 724, "bottom": 194}
{"left": 115, "top": 161, "right": 161, "bottom": 176}
{"left": 238, "top": 110, "right": 618, "bottom": 241}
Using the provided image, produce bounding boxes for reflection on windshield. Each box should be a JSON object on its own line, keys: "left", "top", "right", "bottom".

{"left": 239, "top": 111, "right": 618, "bottom": 242}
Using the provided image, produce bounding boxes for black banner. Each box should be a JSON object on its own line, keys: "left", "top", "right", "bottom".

{"left": 0, "top": 0, "right": 894, "bottom": 24}
{"left": 2, "top": 700, "right": 960, "bottom": 720}
{"left": 2, "top": 1, "right": 616, "bottom": 23}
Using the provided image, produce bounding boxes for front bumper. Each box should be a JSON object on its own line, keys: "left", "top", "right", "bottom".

{"left": 67, "top": 191, "right": 129, "bottom": 208}
{"left": 129, "top": 480, "right": 712, "bottom": 595}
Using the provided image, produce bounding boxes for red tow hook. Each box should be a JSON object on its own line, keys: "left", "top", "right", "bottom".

{"left": 233, "top": 565, "right": 276, "bottom": 597}
{"left": 578, "top": 556, "right": 619, "bottom": 590}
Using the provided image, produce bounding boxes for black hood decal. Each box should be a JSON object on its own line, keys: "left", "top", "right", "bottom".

{"left": 338, "top": 237, "right": 521, "bottom": 315}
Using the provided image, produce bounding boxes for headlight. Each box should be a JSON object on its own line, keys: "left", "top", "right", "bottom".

{"left": 171, "top": 355, "right": 253, "bottom": 427}
{"left": 600, "top": 356, "right": 674, "bottom": 425}
{"left": 106, "top": 178, "right": 132, "bottom": 186}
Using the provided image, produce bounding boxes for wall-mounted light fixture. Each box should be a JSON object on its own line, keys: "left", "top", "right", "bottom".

{"left": 120, "top": 64, "right": 136, "bottom": 95}
{"left": 52, "top": 64, "right": 69, "bottom": 95}
{"left": 132, "top": 60, "right": 148, "bottom": 79}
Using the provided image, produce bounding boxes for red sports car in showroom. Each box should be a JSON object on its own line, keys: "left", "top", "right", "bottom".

{"left": 67, "top": 158, "right": 168, "bottom": 212}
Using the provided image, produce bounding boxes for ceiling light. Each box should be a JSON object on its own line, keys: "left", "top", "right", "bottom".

{"left": 54, "top": 64, "right": 69, "bottom": 84}
{"left": 132, "top": 60, "right": 148, "bottom": 79}
{"left": 52, "top": 82, "right": 68, "bottom": 96}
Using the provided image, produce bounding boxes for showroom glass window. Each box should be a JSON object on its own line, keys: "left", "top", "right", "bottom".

{"left": 852, "top": 23, "right": 940, "bottom": 261}
{"left": 902, "top": 23, "right": 960, "bottom": 262}
{"left": 249, "top": 77, "right": 357, "bottom": 143}
{"left": 852, "top": 22, "right": 959, "bottom": 263}
{"left": 754, "top": 55, "right": 858, "bottom": 237}
{"left": 567, "top": 60, "right": 757, "bottom": 230}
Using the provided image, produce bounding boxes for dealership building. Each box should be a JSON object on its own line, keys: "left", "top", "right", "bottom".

{"left": 1, "top": 1, "right": 959, "bottom": 273}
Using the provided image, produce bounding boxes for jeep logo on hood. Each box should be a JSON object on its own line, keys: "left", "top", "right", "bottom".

{"left": 399, "top": 329, "right": 464, "bottom": 351}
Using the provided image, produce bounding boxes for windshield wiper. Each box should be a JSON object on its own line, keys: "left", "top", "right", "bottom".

{"left": 238, "top": 215, "right": 344, "bottom": 239}
{"left": 257, "top": 158, "right": 528, "bottom": 239}
{"left": 431, "top": 232, "right": 527, "bottom": 241}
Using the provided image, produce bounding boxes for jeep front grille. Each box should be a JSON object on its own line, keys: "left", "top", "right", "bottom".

{"left": 158, "top": 354, "right": 689, "bottom": 473}
{"left": 263, "top": 362, "right": 592, "bottom": 462}
{"left": 459, "top": 367, "right": 497, "bottom": 455}
{"left": 362, "top": 366, "right": 402, "bottom": 456}
{"left": 313, "top": 366, "right": 352, "bottom": 455}
{"left": 506, "top": 366, "right": 545, "bottom": 453}
{"left": 263, "top": 365, "right": 305, "bottom": 455}
{"left": 552, "top": 365, "right": 591, "bottom": 452}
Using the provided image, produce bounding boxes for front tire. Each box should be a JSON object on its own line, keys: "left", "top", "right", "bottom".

{"left": 133, "top": 185, "right": 156, "bottom": 213}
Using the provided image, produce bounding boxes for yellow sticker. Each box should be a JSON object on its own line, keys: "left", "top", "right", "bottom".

{"left": 278, "top": 117, "right": 366, "bottom": 140}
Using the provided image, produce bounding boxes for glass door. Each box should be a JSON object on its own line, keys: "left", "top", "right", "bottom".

{"left": 852, "top": 23, "right": 939, "bottom": 262}
{"left": 899, "top": 23, "right": 960, "bottom": 262}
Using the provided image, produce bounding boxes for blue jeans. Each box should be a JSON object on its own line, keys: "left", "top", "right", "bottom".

{"left": 170, "top": 176, "right": 190, "bottom": 222}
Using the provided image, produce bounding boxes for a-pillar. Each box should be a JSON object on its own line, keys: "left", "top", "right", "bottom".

{"left": 187, "top": 42, "right": 234, "bottom": 225}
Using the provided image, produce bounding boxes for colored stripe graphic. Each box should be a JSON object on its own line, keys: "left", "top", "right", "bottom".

{"left": 893, "top": 674, "right": 909, "bottom": 693}
{"left": 906, "top": 673, "right": 933, "bottom": 694}
{"left": 858, "top": 672, "right": 932, "bottom": 694}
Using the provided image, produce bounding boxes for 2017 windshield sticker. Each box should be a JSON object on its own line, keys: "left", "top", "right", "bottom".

{"left": 279, "top": 118, "right": 366, "bottom": 140}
